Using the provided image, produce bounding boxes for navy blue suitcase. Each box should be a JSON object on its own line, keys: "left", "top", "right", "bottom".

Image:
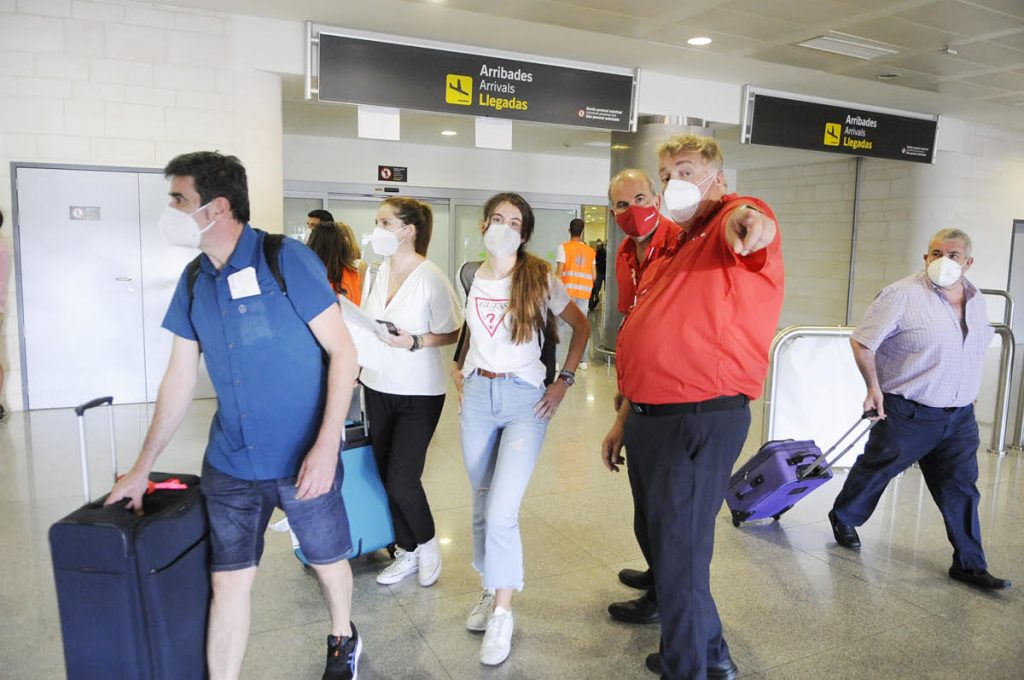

{"left": 294, "top": 422, "right": 395, "bottom": 563}
{"left": 49, "top": 397, "right": 210, "bottom": 680}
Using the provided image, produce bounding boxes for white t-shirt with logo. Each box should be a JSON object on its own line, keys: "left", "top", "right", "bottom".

{"left": 361, "top": 259, "right": 463, "bottom": 396}
{"left": 463, "top": 273, "right": 571, "bottom": 387}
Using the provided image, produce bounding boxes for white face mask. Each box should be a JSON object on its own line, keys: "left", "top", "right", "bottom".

{"left": 927, "top": 256, "right": 962, "bottom": 288}
{"left": 370, "top": 226, "right": 400, "bottom": 257}
{"left": 483, "top": 222, "right": 522, "bottom": 258}
{"left": 662, "top": 174, "right": 716, "bottom": 223}
{"left": 157, "top": 202, "right": 215, "bottom": 249}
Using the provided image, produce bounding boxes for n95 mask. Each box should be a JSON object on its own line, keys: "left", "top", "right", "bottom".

{"left": 158, "top": 202, "right": 215, "bottom": 249}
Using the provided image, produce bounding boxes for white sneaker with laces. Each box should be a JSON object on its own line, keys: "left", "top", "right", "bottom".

{"left": 375, "top": 548, "right": 418, "bottom": 585}
{"left": 416, "top": 537, "right": 442, "bottom": 587}
{"left": 465, "top": 590, "right": 495, "bottom": 632}
{"left": 480, "top": 606, "right": 514, "bottom": 666}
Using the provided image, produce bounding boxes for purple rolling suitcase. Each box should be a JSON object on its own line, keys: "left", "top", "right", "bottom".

{"left": 726, "top": 411, "right": 876, "bottom": 527}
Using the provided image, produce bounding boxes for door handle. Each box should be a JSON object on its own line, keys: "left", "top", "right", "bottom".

{"left": 114, "top": 276, "right": 135, "bottom": 282}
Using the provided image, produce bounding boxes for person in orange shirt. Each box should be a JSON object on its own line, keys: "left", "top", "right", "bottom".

{"left": 307, "top": 221, "right": 366, "bottom": 305}
{"left": 555, "top": 219, "right": 596, "bottom": 370}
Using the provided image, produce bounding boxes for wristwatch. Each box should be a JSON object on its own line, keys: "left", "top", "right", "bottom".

{"left": 557, "top": 369, "right": 575, "bottom": 386}
{"left": 409, "top": 335, "right": 423, "bottom": 352}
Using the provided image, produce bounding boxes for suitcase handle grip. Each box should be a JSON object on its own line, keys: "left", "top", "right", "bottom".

{"left": 75, "top": 396, "right": 113, "bottom": 416}
{"left": 733, "top": 474, "right": 764, "bottom": 500}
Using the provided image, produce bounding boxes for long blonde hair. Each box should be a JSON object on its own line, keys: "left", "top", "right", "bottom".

{"left": 483, "top": 193, "right": 554, "bottom": 345}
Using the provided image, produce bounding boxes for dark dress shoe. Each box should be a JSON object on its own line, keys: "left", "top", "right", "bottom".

{"left": 609, "top": 593, "right": 659, "bottom": 624}
{"left": 709, "top": 658, "right": 739, "bottom": 679}
{"left": 828, "top": 509, "right": 861, "bottom": 550}
{"left": 618, "top": 567, "right": 654, "bottom": 590}
{"left": 645, "top": 652, "right": 737, "bottom": 678}
{"left": 949, "top": 565, "right": 1012, "bottom": 590}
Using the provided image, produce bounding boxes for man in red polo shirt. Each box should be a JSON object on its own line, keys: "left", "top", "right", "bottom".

{"left": 611, "top": 168, "right": 684, "bottom": 316}
{"left": 602, "top": 134, "right": 784, "bottom": 680}
{"left": 605, "top": 168, "right": 683, "bottom": 627}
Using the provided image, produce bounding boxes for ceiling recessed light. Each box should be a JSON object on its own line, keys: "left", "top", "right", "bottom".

{"left": 876, "top": 73, "right": 900, "bottom": 80}
{"left": 441, "top": 129, "right": 457, "bottom": 136}
{"left": 687, "top": 36, "right": 712, "bottom": 46}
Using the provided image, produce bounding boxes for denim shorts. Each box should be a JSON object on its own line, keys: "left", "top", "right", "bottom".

{"left": 201, "top": 460, "right": 352, "bottom": 571}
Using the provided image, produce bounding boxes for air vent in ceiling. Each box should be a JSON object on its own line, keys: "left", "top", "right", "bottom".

{"left": 797, "top": 31, "right": 899, "bottom": 60}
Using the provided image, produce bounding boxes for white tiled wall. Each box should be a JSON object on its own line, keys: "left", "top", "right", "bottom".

{"left": 0, "top": 0, "right": 286, "bottom": 410}
{"left": 737, "top": 159, "right": 857, "bottom": 327}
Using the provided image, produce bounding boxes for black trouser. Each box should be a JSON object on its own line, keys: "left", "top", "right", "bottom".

{"left": 833, "top": 394, "right": 986, "bottom": 570}
{"left": 589, "top": 273, "right": 605, "bottom": 310}
{"left": 363, "top": 386, "right": 445, "bottom": 552}
{"left": 625, "top": 402, "right": 751, "bottom": 680}
{"left": 630, "top": 462, "right": 657, "bottom": 606}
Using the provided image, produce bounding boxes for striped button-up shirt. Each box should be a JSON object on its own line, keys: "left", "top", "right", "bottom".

{"left": 852, "top": 271, "right": 993, "bottom": 408}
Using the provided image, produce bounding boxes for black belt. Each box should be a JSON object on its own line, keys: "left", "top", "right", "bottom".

{"left": 889, "top": 394, "right": 957, "bottom": 413}
{"left": 629, "top": 394, "right": 749, "bottom": 417}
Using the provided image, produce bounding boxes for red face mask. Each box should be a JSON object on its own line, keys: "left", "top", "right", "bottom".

{"left": 614, "top": 204, "right": 660, "bottom": 239}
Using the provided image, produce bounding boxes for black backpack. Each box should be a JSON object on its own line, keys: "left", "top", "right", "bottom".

{"left": 453, "top": 260, "right": 558, "bottom": 386}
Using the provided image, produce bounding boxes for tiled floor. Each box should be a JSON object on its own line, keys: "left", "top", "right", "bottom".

{"left": 3, "top": 350, "right": 1023, "bottom": 678}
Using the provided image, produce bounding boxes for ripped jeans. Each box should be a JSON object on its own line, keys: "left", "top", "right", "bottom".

{"left": 460, "top": 371, "right": 549, "bottom": 591}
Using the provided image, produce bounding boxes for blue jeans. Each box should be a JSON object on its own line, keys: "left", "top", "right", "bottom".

{"left": 832, "top": 393, "right": 986, "bottom": 570}
{"left": 202, "top": 460, "right": 351, "bottom": 571}
{"left": 460, "top": 371, "right": 549, "bottom": 591}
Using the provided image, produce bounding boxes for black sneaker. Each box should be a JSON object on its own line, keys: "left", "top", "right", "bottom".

{"left": 323, "top": 622, "right": 362, "bottom": 680}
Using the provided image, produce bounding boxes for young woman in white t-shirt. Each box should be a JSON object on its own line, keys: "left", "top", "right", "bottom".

{"left": 360, "top": 197, "right": 463, "bottom": 589}
{"left": 452, "top": 192, "right": 590, "bottom": 666}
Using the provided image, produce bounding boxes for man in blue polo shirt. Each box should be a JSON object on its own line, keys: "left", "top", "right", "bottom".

{"left": 107, "top": 152, "right": 362, "bottom": 679}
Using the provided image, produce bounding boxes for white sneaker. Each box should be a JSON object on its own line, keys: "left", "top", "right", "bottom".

{"left": 466, "top": 590, "right": 495, "bottom": 632}
{"left": 480, "top": 606, "right": 514, "bottom": 666}
{"left": 375, "top": 548, "right": 418, "bottom": 585}
{"left": 416, "top": 538, "right": 442, "bottom": 587}
{"left": 579, "top": 361, "right": 589, "bottom": 370}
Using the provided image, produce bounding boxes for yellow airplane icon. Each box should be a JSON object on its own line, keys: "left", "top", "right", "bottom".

{"left": 823, "top": 122, "right": 841, "bottom": 146}
{"left": 446, "top": 74, "right": 472, "bottom": 105}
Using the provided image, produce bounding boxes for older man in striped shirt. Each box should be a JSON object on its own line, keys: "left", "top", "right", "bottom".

{"left": 829, "top": 228, "right": 1010, "bottom": 590}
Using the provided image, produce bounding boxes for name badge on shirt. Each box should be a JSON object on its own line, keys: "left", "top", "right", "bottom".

{"left": 227, "top": 267, "right": 261, "bottom": 299}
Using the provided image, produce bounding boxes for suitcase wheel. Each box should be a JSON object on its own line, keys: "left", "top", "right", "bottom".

{"left": 731, "top": 509, "right": 752, "bottom": 527}
{"left": 772, "top": 505, "right": 794, "bottom": 521}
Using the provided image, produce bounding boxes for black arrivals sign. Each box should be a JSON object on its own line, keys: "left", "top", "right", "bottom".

{"left": 747, "top": 93, "right": 938, "bottom": 164}
{"left": 378, "top": 165, "right": 407, "bottom": 182}
{"left": 318, "top": 33, "right": 636, "bottom": 131}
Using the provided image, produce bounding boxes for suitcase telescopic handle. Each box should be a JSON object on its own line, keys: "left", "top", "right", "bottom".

{"left": 798, "top": 410, "right": 878, "bottom": 480}
{"left": 74, "top": 396, "right": 117, "bottom": 504}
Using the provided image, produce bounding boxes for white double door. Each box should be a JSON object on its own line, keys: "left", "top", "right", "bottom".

{"left": 16, "top": 166, "right": 213, "bottom": 410}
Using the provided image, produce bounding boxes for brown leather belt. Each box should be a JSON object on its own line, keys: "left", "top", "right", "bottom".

{"left": 475, "top": 368, "right": 514, "bottom": 379}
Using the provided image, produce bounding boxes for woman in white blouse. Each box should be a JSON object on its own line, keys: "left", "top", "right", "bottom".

{"left": 360, "top": 197, "right": 462, "bottom": 589}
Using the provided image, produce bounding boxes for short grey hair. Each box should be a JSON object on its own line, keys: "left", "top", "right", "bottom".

{"left": 930, "top": 228, "right": 972, "bottom": 256}
{"left": 608, "top": 168, "right": 657, "bottom": 202}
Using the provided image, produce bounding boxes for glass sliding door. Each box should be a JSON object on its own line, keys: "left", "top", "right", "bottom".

{"left": 283, "top": 196, "right": 325, "bottom": 240}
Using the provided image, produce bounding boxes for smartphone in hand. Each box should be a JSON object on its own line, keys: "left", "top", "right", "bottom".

{"left": 376, "top": 319, "right": 400, "bottom": 336}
